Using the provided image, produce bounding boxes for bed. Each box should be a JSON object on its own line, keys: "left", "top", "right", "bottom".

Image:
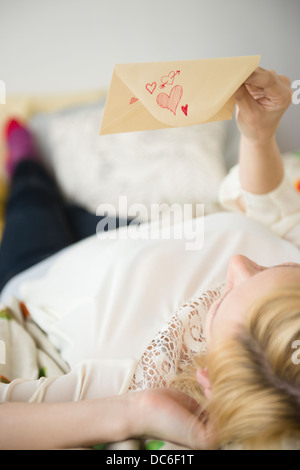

{"left": 0, "top": 91, "right": 300, "bottom": 450}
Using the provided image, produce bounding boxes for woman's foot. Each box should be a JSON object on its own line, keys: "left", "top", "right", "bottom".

{"left": 4, "top": 118, "right": 40, "bottom": 178}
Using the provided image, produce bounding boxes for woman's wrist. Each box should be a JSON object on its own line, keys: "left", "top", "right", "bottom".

{"left": 83, "top": 394, "right": 137, "bottom": 446}
{"left": 240, "top": 134, "right": 277, "bottom": 151}
{"left": 238, "top": 134, "right": 284, "bottom": 194}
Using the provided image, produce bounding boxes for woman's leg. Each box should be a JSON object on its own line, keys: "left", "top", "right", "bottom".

{"left": 0, "top": 160, "right": 75, "bottom": 290}
{"left": 64, "top": 204, "right": 133, "bottom": 241}
{"left": 0, "top": 118, "right": 133, "bottom": 290}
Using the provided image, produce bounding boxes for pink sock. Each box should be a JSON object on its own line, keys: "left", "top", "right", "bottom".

{"left": 5, "top": 119, "right": 39, "bottom": 178}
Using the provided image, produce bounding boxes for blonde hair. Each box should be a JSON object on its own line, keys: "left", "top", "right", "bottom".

{"left": 172, "top": 285, "right": 300, "bottom": 450}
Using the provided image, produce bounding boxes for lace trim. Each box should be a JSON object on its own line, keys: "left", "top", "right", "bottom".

{"left": 129, "top": 284, "right": 224, "bottom": 391}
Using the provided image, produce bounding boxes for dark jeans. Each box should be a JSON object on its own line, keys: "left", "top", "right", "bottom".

{"left": 0, "top": 160, "right": 131, "bottom": 292}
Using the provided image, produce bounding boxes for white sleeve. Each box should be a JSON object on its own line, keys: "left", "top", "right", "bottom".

{"left": 219, "top": 164, "right": 300, "bottom": 249}
{"left": 0, "top": 359, "right": 137, "bottom": 403}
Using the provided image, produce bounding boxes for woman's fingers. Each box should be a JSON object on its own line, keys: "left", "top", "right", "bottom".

{"left": 245, "top": 84, "right": 266, "bottom": 101}
{"left": 233, "top": 84, "right": 259, "bottom": 120}
{"left": 244, "top": 67, "right": 292, "bottom": 108}
{"left": 135, "top": 388, "right": 215, "bottom": 449}
{"left": 278, "top": 74, "right": 292, "bottom": 87}
{"left": 232, "top": 67, "right": 293, "bottom": 143}
{"left": 245, "top": 67, "right": 280, "bottom": 89}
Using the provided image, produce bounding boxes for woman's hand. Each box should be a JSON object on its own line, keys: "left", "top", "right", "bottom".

{"left": 233, "top": 67, "right": 293, "bottom": 144}
{"left": 129, "top": 388, "right": 214, "bottom": 449}
{"left": 232, "top": 67, "right": 292, "bottom": 195}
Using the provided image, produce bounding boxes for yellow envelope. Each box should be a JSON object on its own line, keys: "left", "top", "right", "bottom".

{"left": 99, "top": 55, "right": 261, "bottom": 135}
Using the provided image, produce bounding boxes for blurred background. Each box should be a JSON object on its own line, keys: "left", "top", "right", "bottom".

{"left": 1, "top": 0, "right": 299, "bottom": 150}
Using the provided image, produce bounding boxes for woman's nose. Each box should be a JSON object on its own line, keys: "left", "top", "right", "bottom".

{"left": 226, "top": 255, "right": 264, "bottom": 288}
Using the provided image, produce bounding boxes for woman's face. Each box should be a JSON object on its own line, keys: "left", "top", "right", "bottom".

{"left": 205, "top": 255, "right": 300, "bottom": 348}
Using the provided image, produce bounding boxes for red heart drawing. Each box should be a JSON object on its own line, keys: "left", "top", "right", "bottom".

{"left": 129, "top": 97, "right": 139, "bottom": 105}
{"left": 156, "top": 85, "right": 183, "bottom": 115}
{"left": 181, "top": 104, "right": 188, "bottom": 116}
{"left": 145, "top": 82, "right": 156, "bottom": 94}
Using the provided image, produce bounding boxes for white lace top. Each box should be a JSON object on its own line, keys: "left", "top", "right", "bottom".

{"left": 129, "top": 285, "right": 223, "bottom": 391}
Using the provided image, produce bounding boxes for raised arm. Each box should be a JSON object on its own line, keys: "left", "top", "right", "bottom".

{"left": 233, "top": 67, "right": 292, "bottom": 197}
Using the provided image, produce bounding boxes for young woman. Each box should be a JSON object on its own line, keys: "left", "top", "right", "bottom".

{"left": 0, "top": 67, "right": 299, "bottom": 450}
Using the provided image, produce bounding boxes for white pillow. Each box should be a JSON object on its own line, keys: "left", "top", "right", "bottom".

{"left": 30, "top": 102, "right": 228, "bottom": 219}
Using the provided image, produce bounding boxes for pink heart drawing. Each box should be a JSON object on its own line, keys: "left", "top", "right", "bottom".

{"left": 145, "top": 82, "right": 156, "bottom": 94}
{"left": 156, "top": 85, "right": 183, "bottom": 115}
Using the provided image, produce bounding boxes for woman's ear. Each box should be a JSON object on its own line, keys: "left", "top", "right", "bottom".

{"left": 196, "top": 367, "right": 212, "bottom": 399}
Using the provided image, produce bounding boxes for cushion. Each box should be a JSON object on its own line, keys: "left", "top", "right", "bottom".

{"left": 29, "top": 101, "right": 228, "bottom": 220}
